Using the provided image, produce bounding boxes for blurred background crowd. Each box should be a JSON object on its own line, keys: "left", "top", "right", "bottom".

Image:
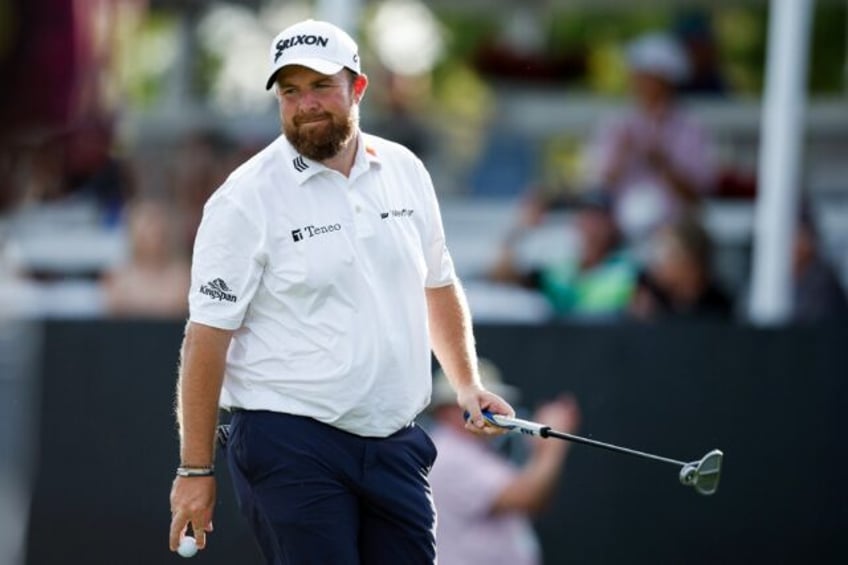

{"left": 1, "top": 0, "right": 847, "bottom": 324}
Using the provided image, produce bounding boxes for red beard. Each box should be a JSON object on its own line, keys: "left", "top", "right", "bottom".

{"left": 285, "top": 110, "right": 356, "bottom": 161}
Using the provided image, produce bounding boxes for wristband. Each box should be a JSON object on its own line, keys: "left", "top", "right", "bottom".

{"left": 176, "top": 466, "right": 214, "bottom": 477}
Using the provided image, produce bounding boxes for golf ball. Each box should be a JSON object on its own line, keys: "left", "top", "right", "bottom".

{"left": 177, "top": 536, "right": 198, "bottom": 558}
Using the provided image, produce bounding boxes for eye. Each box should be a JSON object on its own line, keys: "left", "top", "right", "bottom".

{"left": 280, "top": 87, "right": 297, "bottom": 96}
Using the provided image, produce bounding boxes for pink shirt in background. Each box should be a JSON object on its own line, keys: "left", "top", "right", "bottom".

{"left": 429, "top": 426, "right": 541, "bottom": 565}
{"left": 585, "top": 107, "right": 716, "bottom": 237}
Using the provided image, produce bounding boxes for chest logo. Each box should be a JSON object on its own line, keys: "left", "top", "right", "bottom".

{"left": 292, "top": 223, "right": 343, "bottom": 242}
{"left": 380, "top": 208, "right": 414, "bottom": 219}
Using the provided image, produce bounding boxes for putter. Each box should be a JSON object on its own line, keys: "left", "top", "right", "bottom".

{"left": 469, "top": 410, "right": 723, "bottom": 496}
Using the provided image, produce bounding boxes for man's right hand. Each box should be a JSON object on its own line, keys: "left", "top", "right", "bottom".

{"left": 456, "top": 383, "right": 516, "bottom": 437}
{"left": 169, "top": 476, "right": 216, "bottom": 553}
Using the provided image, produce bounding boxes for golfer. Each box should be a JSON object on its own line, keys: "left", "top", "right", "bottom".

{"left": 168, "top": 18, "right": 515, "bottom": 564}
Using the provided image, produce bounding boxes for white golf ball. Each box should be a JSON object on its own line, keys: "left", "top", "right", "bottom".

{"left": 177, "top": 536, "right": 198, "bottom": 558}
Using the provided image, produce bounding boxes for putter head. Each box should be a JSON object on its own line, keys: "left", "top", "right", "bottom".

{"left": 679, "top": 449, "right": 723, "bottom": 495}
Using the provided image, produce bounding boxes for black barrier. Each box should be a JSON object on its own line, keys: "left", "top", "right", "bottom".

{"left": 24, "top": 321, "right": 261, "bottom": 565}
{"left": 25, "top": 321, "right": 848, "bottom": 564}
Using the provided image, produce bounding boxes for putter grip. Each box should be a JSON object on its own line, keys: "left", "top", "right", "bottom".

{"left": 465, "top": 410, "right": 549, "bottom": 437}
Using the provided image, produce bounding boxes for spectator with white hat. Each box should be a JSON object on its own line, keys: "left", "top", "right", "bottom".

{"left": 583, "top": 32, "right": 717, "bottom": 242}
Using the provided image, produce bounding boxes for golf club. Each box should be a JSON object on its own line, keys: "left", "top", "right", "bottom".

{"left": 469, "top": 410, "right": 723, "bottom": 496}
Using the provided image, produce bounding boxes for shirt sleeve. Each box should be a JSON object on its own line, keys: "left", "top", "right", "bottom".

{"left": 188, "top": 193, "right": 265, "bottom": 330}
{"left": 414, "top": 158, "right": 457, "bottom": 288}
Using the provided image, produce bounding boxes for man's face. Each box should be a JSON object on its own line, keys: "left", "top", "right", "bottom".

{"left": 275, "top": 65, "right": 360, "bottom": 161}
{"left": 577, "top": 208, "right": 616, "bottom": 252}
{"left": 631, "top": 71, "right": 674, "bottom": 109}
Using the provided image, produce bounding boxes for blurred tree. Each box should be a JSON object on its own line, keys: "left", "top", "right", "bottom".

{"left": 808, "top": 2, "right": 847, "bottom": 93}
{"left": 715, "top": 6, "right": 767, "bottom": 94}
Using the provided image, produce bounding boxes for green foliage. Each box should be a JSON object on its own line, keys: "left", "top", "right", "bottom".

{"left": 194, "top": 44, "right": 222, "bottom": 99}
{"left": 716, "top": 5, "right": 767, "bottom": 94}
{"left": 429, "top": 4, "right": 847, "bottom": 97}
{"left": 436, "top": 13, "right": 499, "bottom": 61}
{"left": 123, "top": 11, "right": 179, "bottom": 108}
{"left": 809, "top": 2, "right": 847, "bottom": 93}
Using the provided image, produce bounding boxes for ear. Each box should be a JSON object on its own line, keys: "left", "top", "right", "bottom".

{"left": 353, "top": 74, "right": 368, "bottom": 102}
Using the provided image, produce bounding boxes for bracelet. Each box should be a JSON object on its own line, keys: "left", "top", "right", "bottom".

{"left": 176, "top": 466, "right": 214, "bottom": 477}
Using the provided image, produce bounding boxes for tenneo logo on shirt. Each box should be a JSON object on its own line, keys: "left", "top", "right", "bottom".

{"left": 291, "top": 223, "right": 343, "bottom": 243}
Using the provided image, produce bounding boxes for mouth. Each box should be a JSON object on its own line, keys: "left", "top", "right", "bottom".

{"left": 296, "top": 115, "right": 331, "bottom": 127}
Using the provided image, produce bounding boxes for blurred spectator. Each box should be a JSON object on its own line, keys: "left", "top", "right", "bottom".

{"left": 674, "top": 10, "right": 729, "bottom": 96}
{"left": 791, "top": 209, "right": 848, "bottom": 324}
{"left": 19, "top": 118, "right": 135, "bottom": 226}
{"left": 100, "top": 199, "right": 189, "bottom": 318}
{"left": 427, "top": 359, "right": 579, "bottom": 565}
{"left": 63, "top": 119, "right": 134, "bottom": 225}
{"left": 368, "top": 72, "right": 433, "bottom": 161}
{"left": 168, "top": 129, "right": 238, "bottom": 252}
{"left": 584, "top": 33, "right": 716, "bottom": 241}
{"left": 629, "top": 215, "right": 732, "bottom": 321}
{"left": 488, "top": 192, "right": 637, "bottom": 320}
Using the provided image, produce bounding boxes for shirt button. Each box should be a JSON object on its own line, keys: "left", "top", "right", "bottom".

{"left": 355, "top": 205, "right": 361, "bottom": 213}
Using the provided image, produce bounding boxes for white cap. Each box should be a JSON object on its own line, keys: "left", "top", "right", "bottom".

{"left": 626, "top": 33, "right": 689, "bottom": 84}
{"left": 266, "top": 19, "right": 361, "bottom": 90}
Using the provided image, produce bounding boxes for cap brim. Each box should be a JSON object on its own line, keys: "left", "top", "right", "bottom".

{"left": 265, "top": 58, "right": 346, "bottom": 90}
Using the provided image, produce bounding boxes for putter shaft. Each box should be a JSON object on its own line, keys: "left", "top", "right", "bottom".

{"left": 483, "top": 411, "right": 687, "bottom": 468}
{"left": 542, "top": 428, "right": 686, "bottom": 468}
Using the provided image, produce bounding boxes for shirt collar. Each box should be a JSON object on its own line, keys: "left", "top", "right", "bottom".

{"left": 279, "top": 136, "right": 323, "bottom": 185}
{"left": 349, "top": 133, "right": 382, "bottom": 182}
{"left": 280, "top": 132, "right": 381, "bottom": 186}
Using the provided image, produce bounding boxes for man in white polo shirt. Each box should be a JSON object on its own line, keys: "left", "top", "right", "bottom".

{"left": 168, "top": 19, "right": 515, "bottom": 564}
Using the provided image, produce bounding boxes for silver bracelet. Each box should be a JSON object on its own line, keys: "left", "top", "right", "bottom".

{"left": 176, "top": 466, "right": 214, "bottom": 477}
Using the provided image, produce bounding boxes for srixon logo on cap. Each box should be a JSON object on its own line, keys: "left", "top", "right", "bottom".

{"left": 275, "top": 35, "right": 330, "bottom": 63}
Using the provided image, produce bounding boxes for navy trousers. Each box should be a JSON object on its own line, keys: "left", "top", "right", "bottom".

{"left": 226, "top": 410, "right": 438, "bottom": 564}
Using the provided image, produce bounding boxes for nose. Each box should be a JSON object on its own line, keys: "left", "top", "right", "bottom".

{"left": 297, "top": 90, "right": 321, "bottom": 113}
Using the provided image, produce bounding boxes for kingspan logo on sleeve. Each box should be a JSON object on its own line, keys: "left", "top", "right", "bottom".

{"left": 291, "top": 222, "right": 343, "bottom": 243}
{"left": 200, "top": 278, "right": 237, "bottom": 302}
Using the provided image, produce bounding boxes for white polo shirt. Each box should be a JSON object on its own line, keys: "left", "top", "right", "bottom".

{"left": 189, "top": 132, "right": 456, "bottom": 437}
